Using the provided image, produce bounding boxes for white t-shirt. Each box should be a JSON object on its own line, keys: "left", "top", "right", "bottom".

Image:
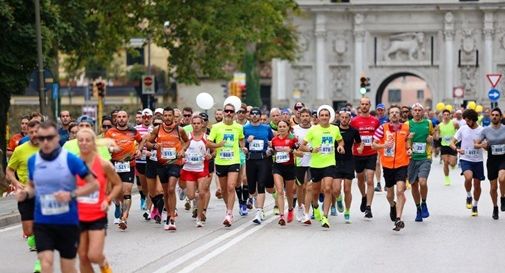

{"left": 292, "top": 125, "right": 311, "bottom": 167}
{"left": 454, "top": 125, "right": 484, "bottom": 162}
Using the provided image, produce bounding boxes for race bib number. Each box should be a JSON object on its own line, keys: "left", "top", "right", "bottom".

{"left": 320, "top": 144, "right": 333, "bottom": 154}
{"left": 465, "top": 148, "right": 479, "bottom": 157}
{"left": 219, "top": 149, "right": 234, "bottom": 160}
{"left": 275, "top": 151, "right": 290, "bottom": 163}
{"left": 491, "top": 144, "right": 505, "bottom": 155}
{"left": 187, "top": 153, "right": 203, "bottom": 163}
{"left": 384, "top": 144, "right": 395, "bottom": 157}
{"left": 413, "top": 142, "right": 426, "bottom": 154}
{"left": 361, "top": 136, "right": 373, "bottom": 147}
{"left": 443, "top": 136, "right": 452, "bottom": 143}
{"left": 114, "top": 161, "right": 131, "bottom": 173}
{"left": 161, "top": 147, "right": 177, "bottom": 160}
{"left": 250, "top": 140, "right": 264, "bottom": 151}
{"left": 77, "top": 191, "right": 99, "bottom": 204}
{"left": 40, "top": 194, "right": 69, "bottom": 216}
{"left": 150, "top": 150, "right": 157, "bottom": 161}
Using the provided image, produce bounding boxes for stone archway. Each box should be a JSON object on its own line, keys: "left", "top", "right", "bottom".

{"left": 375, "top": 72, "right": 433, "bottom": 108}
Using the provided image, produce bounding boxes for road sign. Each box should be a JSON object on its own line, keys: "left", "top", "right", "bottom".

{"left": 142, "top": 75, "right": 155, "bottom": 95}
{"left": 486, "top": 73, "right": 502, "bottom": 88}
{"left": 453, "top": 86, "right": 464, "bottom": 99}
{"left": 488, "top": 88, "right": 500, "bottom": 102}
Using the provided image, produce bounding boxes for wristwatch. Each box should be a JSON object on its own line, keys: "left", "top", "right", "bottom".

{"left": 70, "top": 191, "right": 77, "bottom": 200}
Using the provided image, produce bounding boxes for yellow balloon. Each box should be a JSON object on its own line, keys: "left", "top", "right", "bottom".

{"left": 436, "top": 102, "right": 445, "bottom": 112}
{"left": 445, "top": 105, "right": 453, "bottom": 112}
{"left": 467, "top": 101, "right": 476, "bottom": 110}
{"left": 475, "top": 105, "right": 483, "bottom": 113}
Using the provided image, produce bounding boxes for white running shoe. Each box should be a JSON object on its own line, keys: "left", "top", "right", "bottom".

{"left": 260, "top": 209, "right": 266, "bottom": 221}
{"left": 113, "top": 218, "right": 121, "bottom": 225}
{"left": 223, "top": 214, "right": 233, "bottom": 227}
{"left": 296, "top": 205, "right": 304, "bottom": 222}
{"left": 302, "top": 214, "right": 312, "bottom": 225}
{"left": 196, "top": 219, "right": 204, "bottom": 228}
{"left": 253, "top": 210, "right": 262, "bottom": 224}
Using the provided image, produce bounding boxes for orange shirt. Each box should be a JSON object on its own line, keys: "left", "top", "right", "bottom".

{"left": 7, "top": 133, "right": 24, "bottom": 152}
{"left": 105, "top": 127, "right": 142, "bottom": 166}
{"left": 377, "top": 123, "right": 410, "bottom": 169}
{"left": 156, "top": 125, "right": 184, "bottom": 166}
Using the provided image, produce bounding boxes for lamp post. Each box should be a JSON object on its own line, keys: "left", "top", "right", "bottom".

{"left": 35, "top": 0, "right": 46, "bottom": 116}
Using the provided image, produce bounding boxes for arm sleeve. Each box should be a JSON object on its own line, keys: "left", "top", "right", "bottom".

{"left": 27, "top": 155, "right": 36, "bottom": 181}
{"left": 67, "top": 153, "right": 90, "bottom": 178}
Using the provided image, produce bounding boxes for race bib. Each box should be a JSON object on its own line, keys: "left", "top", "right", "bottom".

{"left": 114, "top": 161, "right": 131, "bottom": 173}
{"left": 320, "top": 144, "right": 333, "bottom": 154}
{"left": 250, "top": 140, "right": 264, "bottom": 151}
{"left": 77, "top": 191, "right": 99, "bottom": 204}
{"left": 275, "top": 151, "right": 289, "bottom": 163}
{"left": 161, "top": 147, "right": 177, "bottom": 160}
{"left": 186, "top": 153, "right": 203, "bottom": 163}
{"left": 384, "top": 144, "right": 395, "bottom": 157}
{"left": 40, "top": 194, "right": 69, "bottom": 216}
{"left": 361, "top": 136, "right": 373, "bottom": 147}
{"left": 219, "top": 149, "right": 234, "bottom": 160}
{"left": 491, "top": 144, "right": 505, "bottom": 155}
{"left": 150, "top": 150, "right": 157, "bottom": 161}
{"left": 413, "top": 142, "right": 426, "bottom": 154}
{"left": 443, "top": 136, "right": 452, "bottom": 143}
{"left": 465, "top": 148, "right": 479, "bottom": 157}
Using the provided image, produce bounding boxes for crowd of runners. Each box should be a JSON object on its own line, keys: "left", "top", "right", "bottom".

{"left": 5, "top": 97, "right": 505, "bottom": 272}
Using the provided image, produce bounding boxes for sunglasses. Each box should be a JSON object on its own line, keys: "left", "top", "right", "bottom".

{"left": 37, "top": 135, "right": 57, "bottom": 142}
{"left": 153, "top": 123, "right": 162, "bottom": 126}
{"left": 250, "top": 112, "right": 261, "bottom": 116}
{"left": 237, "top": 110, "right": 246, "bottom": 114}
{"left": 295, "top": 106, "right": 303, "bottom": 110}
{"left": 183, "top": 114, "right": 192, "bottom": 117}
{"left": 102, "top": 125, "right": 112, "bottom": 129}
{"left": 142, "top": 115, "right": 152, "bottom": 119}
{"left": 224, "top": 109, "right": 235, "bottom": 114}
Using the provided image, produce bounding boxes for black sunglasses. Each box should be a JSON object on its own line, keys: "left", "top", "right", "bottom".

{"left": 250, "top": 112, "right": 261, "bottom": 116}
{"left": 224, "top": 109, "right": 235, "bottom": 114}
{"left": 102, "top": 125, "right": 112, "bottom": 129}
{"left": 237, "top": 110, "right": 246, "bottom": 114}
{"left": 183, "top": 114, "right": 192, "bottom": 117}
{"left": 37, "top": 135, "right": 57, "bottom": 142}
{"left": 153, "top": 122, "right": 162, "bottom": 126}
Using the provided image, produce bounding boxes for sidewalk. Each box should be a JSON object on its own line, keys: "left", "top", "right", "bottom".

{"left": 0, "top": 196, "right": 20, "bottom": 228}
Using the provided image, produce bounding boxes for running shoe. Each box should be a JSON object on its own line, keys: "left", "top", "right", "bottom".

{"left": 421, "top": 202, "right": 430, "bottom": 218}
{"left": 239, "top": 204, "right": 248, "bottom": 216}
{"left": 415, "top": 208, "right": 423, "bottom": 222}
{"left": 344, "top": 212, "right": 351, "bottom": 224}
{"left": 33, "top": 259, "right": 41, "bottom": 273}
{"left": 140, "top": 197, "right": 146, "bottom": 211}
{"left": 114, "top": 204, "right": 121, "bottom": 220}
{"left": 364, "top": 206, "right": 373, "bottom": 218}
{"left": 278, "top": 215, "right": 286, "bottom": 226}
{"left": 27, "top": 235, "right": 36, "bottom": 251}
{"left": 336, "top": 196, "right": 344, "bottom": 213}
{"left": 118, "top": 220, "right": 127, "bottom": 231}
{"left": 192, "top": 208, "right": 198, "bottom": 218}
{"left": 313, "top": 207, "right": 322, "bottom": 222}
{"left": 493, "top": 206, "right": 499, "bottom": 220}
{"left": 320, "top": 216, "right": 330, "bottom": 228}
{"left": 100, "top": 263, "right": 113, "bottom": 273}
{"left": 296, "top": 205, "right": 304, "bottom": 222}
{"left": 196, "top": 219, "right": 204, "bottom": 228}
{"left": 164, "top": 219, "right": 177, "bottom": 231}
{"left": 151, "top": 208, "right": 161, "bottom": 224}
{"left": 444, "top": 176, "right": 451, "bottom": 186}
{"left": 466, "top": 197, "right": 473, "bottom": 209}
{"left": 501, "top": 197, "right": 505, "bottom": 212}
{"left": 471, "top": 206, "right": 478, "bottom": 216}
{"left": 390, "top": 202, "right": 397, "bottom": 222}
{"left": 253, "top": 210, "right": 262, "bottom": 224}
{"left": 374, "top": 183, "right": 382, "bottom": 192}
{"left": 318, "top": 193, "right": 324, "bottom": 203}
{"left": 177, "top": 186, "right": 186, "bottom": 201}
{"left": 360, "top": 196, "right": 366, "bottom": 212}
{"left": 260, "top": 209, "right": 265, "bottom": 221}
{"left": 184, "top": 198, "right": 191, "bottom": 211}
{"left": 247, "top": 197, "right": 254, "bottom": 210}
{"left": 393, "top": 219, "right": 405, "bottom": 231}
{"left": 114, "top": 218, "right": 121, "bottom": 225}
{"left": 223, "top": 214, "right": 233, "bottom": 227}
{"left": 143, "top": 211, "right": 151, "bottom": 221}
{"left": 273, "top": 206, "right": 280, "bottom": 215}
{"left": 330, "top": 206, "right": 337, "bottom": 216}
{"left": 302, "top": 214, "right": 312, "bottom": 225}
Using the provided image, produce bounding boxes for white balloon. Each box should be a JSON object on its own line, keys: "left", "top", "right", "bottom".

{"left": 196, "top": 92, "right": 214, "bottom": 110}
{"left": 317, "top": 105, "right": 336, "bottom": 123}
{"left": 223, "top": 96, "right": 242, "bottom": 113}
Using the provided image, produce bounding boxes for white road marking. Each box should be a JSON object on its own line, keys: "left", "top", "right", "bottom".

{"left": 0, "top": 224, "right": 21, "bottom": 233}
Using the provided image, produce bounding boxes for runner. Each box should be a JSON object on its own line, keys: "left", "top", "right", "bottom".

{"left": 475, "top": 108, "right": 505, "bottom": 220}
{"left": 58, "top": 110, "right": 72, "bottom": 146}
{"left": 144, "top": 117, "right": 165, "bottom": 224}
{"left": 407, "top": 103, "right": 434, "bottom": 222}
{"left": 207, "top": 103, "right": 246, "bottom": 227}
{"left": 450, "top": 109, "right": 484, "bottom": 216}
{"left": 372, "top": 105, "right": 411, "bottom": 231}
{"left": 269, "top": 108, "right": 281, "bottom": 132}
{"left": 374, "top": 104, "right": 388, "bottom": 192}
{"left": 180, "top": 115, "right": 211, "bottom": 227}
{"left": 214, "top": 108, "right": 224, "bottom": 123}
{"left": 334, "top": 110, "right": 363, "bottom": 223}
{"left": 290, "top": 102, "right": 305, "bottom": 126}
{"left": 198, "top": 112, "right": 214, "bottom": 223}
{"left": 135, "top": 110, "right": 143, "bottom": 126}
{"left": 292, "top": 108, "right": 312, "bottom": 223}
{"left": 7, "top": 116, "right": 29, "bottom": 157}
{"left": 105, "top": 110, "right": 143, "bottom": 230}
{"left": 142, "top": 107, "right": 189, "bottom": 230}
{"left": 300, "top": 107, "right": 344, "bottom": 228}
{"left": 243, "top": 107, "right": 274, "bottom": 224}
{"left": 181, "top": 107, "right": 193, "bottom": 128}
{"left": 76, "top": 128, "right": 122, "bottom": 273}
{"left": 135, "top": 109, "right": 153, "bottom": 213}
{"left": 435, "top": 109, "right": 459, "bottom": 186}
{"left": 6, "top": 120, "right": 41, "bottom": 272}
{"left": 235, "top": 104, "right": 250, "bottom": 216}
{"left": 22, "top": 121, "right": 98, "bottom": 273}
{"left": 271, "top": 120, "right": 299, "bottom": 225}
{"left": 350, "top": 97, "right": 380, "bottom": 218}
{"left": 453, "top": 109, "right": 466, "bottom": 128}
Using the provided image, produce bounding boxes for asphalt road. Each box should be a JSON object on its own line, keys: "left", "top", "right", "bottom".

{"left": 1, "top": 156, "right": 505, "bottom": 273}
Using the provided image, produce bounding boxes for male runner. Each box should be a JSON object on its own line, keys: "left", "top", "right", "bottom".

{"left": 135, "top": 109, "right": 153, "bottom": 212}
{"left": 435, "top": 109, "right": 459, "bottom": 185}
{"left": 58, "top": 110, "right": 72, "bottom": 146}
{"left": 292, "top": 108, "right": 312, "bottom": 222}
{"left": 7, "top": 116, "right": 29, "bottom": 157}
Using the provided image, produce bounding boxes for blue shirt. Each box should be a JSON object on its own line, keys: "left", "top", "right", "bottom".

{"left": 18, "top": 135, "right": 29, "bottom": 145}
{"left": 28, "top": 149, "right": 89, "bottom": 225}
{"left": 430, "top": 117, "right": 440, "bottom": 127}
{"left": 482, "top": 117, "right": 491, "bottom": 127}
{"left": 378, "top": 116, "right": 389, "bottom": 125}
{"left": 243, "top": 123, "right": 274, "bottom": 154}
{"left": 58, "top": 127, "right": 69, "bottom": 146}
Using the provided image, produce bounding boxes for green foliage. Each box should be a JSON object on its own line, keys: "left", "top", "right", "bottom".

{"left": 243, "top": 51, "right": 262, "bottom": 107}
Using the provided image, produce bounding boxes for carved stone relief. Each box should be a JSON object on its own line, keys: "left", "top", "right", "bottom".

{"left": 332, "top": 33, "right": 348, "bottom": 62}
{"left": 380, "top": 32, "right": 427, "bottom": 63}
{"left": 459, "top": 25, "right": 477, "bottom": 65}
{"left": 329, "top": 66, "right": 349, "bottom": 99}
{"left": 460, "top": 65, "right": 477, "bottom": 98}
{"left": 291, "top": 66, "right": 312, "bottom": 100}
{"left": 297, "top": 32, "right": 311, "bottom": 61}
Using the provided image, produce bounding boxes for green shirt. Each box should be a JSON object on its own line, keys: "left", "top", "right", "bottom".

{"left": 7, "top": 141, "right": 39, "bottom": 184}
{"left": 208, "top": 122, "right": 244, "bottom": 166}
{"left": 439, "top": 121, "right": 456, "bottom": 147}
{"left": 183, "top": 124, "right": 193, "bottom": 135}
{"left": 63, "top": 139, "right": 112, "bottom": 161}
{"left": 407, "top": 118, "right": 433, "bottom": 160}
{"left": 304, "top": 124, "right": 342, "bottom": 168}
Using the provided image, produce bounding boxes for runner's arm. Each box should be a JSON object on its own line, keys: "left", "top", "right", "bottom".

{"left": 5, "top": 167, "right": 23, "bottom": 190}
{"left": 102, "top": 160, "right": 123, "bottom": 206}
{"left": 144, "top": 127, "right": 159, "bottom": 150}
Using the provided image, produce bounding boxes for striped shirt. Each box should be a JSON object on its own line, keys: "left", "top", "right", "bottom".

{"left": 135, "top": 124, "right": 152, "bottom": 164}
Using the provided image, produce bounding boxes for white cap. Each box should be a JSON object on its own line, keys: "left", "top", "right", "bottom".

{"left": 154, "top": 108, "right": 164, "bottom": 115}
{"left": 455, "top": 109, "right": 462, "bottom": 114}
{"left": 142, "top": 108, "right": 153, "bottom": 116}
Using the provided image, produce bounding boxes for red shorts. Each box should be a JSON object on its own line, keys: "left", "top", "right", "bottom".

{"left": 180, "top": 169, "right": 209, "bottom": 182}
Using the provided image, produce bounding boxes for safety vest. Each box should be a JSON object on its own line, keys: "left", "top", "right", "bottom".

{"left": 379, "top": 123, "right": 410, "bottom": 169}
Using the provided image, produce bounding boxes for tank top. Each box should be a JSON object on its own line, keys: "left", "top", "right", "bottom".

{"left": 379, "top": 123, "right": 410, "bottom": 169}
{"left": 156, "top": 124, "right": 183, "bottom": 165}
{"left": 439, "top": 121, "right": 456, "bottom": 146}
{"left": 183, "top": 133, "right": 208, "bottom": 172}
{"left": 77, "top": 156, "right": 107, "bottom": 222}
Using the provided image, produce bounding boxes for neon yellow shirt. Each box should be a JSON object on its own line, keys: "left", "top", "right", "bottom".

{"left": 304, "top": 124, "right": 342, "bottom": 168}
{"left": 63, "top": 139, "right": 112, "bottom": 161}
{"left": 208, "top": 122, "right": 244, "bottom": 166}
{"left": 7, "top": 141, "right": 39, "bottom": 184}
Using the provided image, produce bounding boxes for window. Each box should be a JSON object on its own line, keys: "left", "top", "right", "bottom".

{"left": 417, "top": 90, "right": 424, "bottom": 100}
{"left": 127, "top": 47, "right": 145, "bottom": 66}
{"left": 388, "top": 89, "right": 401, "bottom": 103}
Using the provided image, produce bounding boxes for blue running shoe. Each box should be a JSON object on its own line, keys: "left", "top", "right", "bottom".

{"left": 140, "top": 198, "right": 146, "bottom": 211}
{"left": 239, "top": 204, "right": 248, "bottom": 216}
{"left": 336, "top": 196, "right": 344, "bottom": 213}
{"left": 330, "top": 206, "right": 337, "bottom": 216}
{"left": 114, "top": 203, "right": 121, "bottom": 219}
{"left": 415, "top": 208, "right": 423, "bottom": 222}
{"left": 421, "top": 202, "right": 430, "bottom": 218}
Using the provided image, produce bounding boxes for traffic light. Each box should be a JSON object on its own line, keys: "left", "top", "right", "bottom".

{"left": 96, "top": 81, "right": 106, "bottom": 97}
{"left": 359, "top": 75, "right": 368, "bottom": 95}
{"left": 366, "top": 77, "right": 371, "bottom": 93}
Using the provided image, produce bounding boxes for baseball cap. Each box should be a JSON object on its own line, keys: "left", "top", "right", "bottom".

{"left": 281, "top": 108, "right": 290, "bottom": 115}
{"left": 77, "top": 115, "right": 94, "bottom": 126}
{"left": 154, "top": 108, "right": 164, "bottom": 115}
{"left": 376, "top": 103, "right": 385, "bottom": 110}
{"left": 142, "top": 108, "right": 153, "bottom": 116}
{"left": 250, "top": 108, "right": 261, "bottom": 115}
{"left": 198, "top": 112, "right": 209, "bottom": 121}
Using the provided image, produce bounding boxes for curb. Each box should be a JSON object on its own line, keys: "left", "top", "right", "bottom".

{"left": 0, "top": 213, "right": 21, "bottom": 228}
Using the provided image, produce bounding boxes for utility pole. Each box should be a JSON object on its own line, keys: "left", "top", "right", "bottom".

{"left": 147, "top": 34, "right": 152, "bottom": 109}
{"left": 35, "top": 0, "right": 46, "bottom": 116}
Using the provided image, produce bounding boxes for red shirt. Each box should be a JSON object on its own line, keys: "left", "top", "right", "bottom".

{"left": 350, "top": 115, "right": 380, "bottom": 156}
{"left": 271, "top": 134, "right": 298, "bottom": 165}
{"left": 77, "top": 156, "right": 107, "bottom": 222}
{"left": 7, "top": 133, "right": 24, "bottom": 152}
